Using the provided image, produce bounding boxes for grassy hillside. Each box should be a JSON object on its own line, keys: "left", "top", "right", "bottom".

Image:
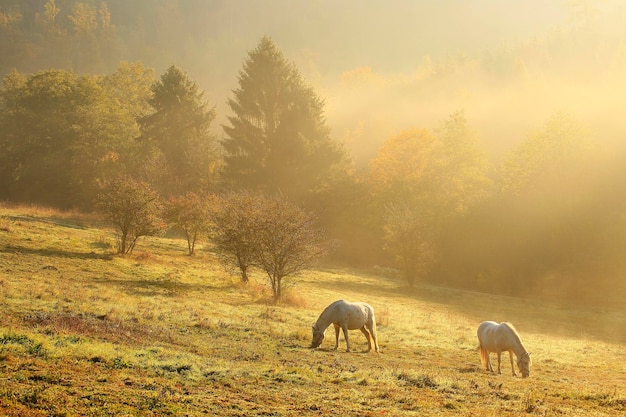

{"left": 0, "top": 204, "right": 624, "bottom": 416}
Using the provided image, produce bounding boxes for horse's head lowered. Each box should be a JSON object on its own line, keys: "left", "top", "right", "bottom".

{"left": 310, "top": 324, "right": 324, "bottom": 348}
{"left": 518, "top": 352, "right": 532, "bottom": 378}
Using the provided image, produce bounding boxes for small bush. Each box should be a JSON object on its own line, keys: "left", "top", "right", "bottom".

{"left": 396, "top": 371, "right": 439, "bottom": 389}
{"left": 0, "top": 333, "right": 47, "bottom": 357}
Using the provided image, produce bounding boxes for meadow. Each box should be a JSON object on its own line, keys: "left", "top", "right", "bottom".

{"left": 0, "top": 204, "right": 624, "bottom": 416}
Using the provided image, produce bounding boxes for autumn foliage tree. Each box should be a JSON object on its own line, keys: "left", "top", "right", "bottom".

{"left": 253, "top": 196, "right": 332, "bottom": 303}
{"left": 209, "top": 192, "right": 259, "bottom": 283}
{"left": 369, "top": 128, "right": 440, "bottom": 286}
{"left": 95, "top": 177, "right": 164, "bottom": 255}
{"left": 164, "top": 192, "right": 215, "bottom": 255}
{"left": 370, "top": 112, "right": 490, "bottom": 287}
{"left": 211, "top": 192, "right": 332, "bottom": 302}
{"left": 383, "top": 202, "right": 436, "bottom": 288}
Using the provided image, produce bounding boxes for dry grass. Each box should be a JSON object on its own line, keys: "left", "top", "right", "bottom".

{"left": 0, "top": 203, "right": 624, "bottom": 416}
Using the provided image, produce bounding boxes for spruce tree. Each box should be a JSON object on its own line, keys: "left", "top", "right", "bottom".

{"left": 221, "top": 36, "right": 346, "bottom": 200}
{"left": 140, "top": 65, "right": 218, "bottom": 196}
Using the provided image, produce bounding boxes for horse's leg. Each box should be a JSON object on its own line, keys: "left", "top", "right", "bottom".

{"left": 332, "top": 324, "right": 340, "bottom": 351}
{"left": 342, "top": 325, "right": 351, "bottom": 352}
{"left": 359, "top": 327, "right": 372, "bottom": 352}
{"left": 496, "top": 351, "right": 502, "bottom": 374}
{"left": 508, "top": 351, "right": 517, "bottom": 377}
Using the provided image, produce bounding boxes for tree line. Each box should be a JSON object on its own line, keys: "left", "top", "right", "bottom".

{"left": 1, "top": 34, "right": 626, "bottom": 308}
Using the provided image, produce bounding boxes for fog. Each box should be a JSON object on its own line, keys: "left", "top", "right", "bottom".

{"left": 4, "top": 0, "right": 625, "bottom": 164}
{"left": 132, "top": 0, "right": 624, "bottom": 166}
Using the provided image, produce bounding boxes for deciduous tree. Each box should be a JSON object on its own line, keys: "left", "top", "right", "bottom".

{"left": 369, "top": 128, "right": 439, "bottom": 287}
{"left": 478, "top": 112, "right": 597, "bottom": 293}
{"left": 164, "top": 192, "right": 214, "bottom": 255}
{"left": 0, "top": 68, "right": 138, "bottom": 209}
{"left": 211, "top": 191, "right": 332, "bottom": 301}
{"left": 210, "top": 191, "right": 262, "bottom": 284}
{"left": 497, "top": 112, "right": 590, "bottom": 194}
{"left": 253, "top": 196, "right": 331, "bottom": 303}
{"left": 95, "top": 177, "right": 164, "bottom": 255}
{"left": 383, "top": 202, "right": 436, "bottom": 288}
{"left": 370, "top": 112, "right": 490, "bottom": 287}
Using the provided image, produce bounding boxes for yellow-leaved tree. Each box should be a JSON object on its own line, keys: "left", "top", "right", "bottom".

{"left": 369, "top": 111, "right": 490, "bottom": 287}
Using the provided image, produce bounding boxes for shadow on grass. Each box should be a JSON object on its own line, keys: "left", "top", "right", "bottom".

{"left": 93, "top": 276, "right": 221, "bottom": 298}
{"left": 3, "top": 244, "right": 224, "bottom": 298}
{"left": 20, "top": 310, "right": 165, "bottom": 345}
{"left": 306, "top": 273, "right": 407, "bottom": 299}
{"left": 1, "top": 244, "right": 114, "bottom": 261}
{"left": 3, "top": 215, "right": 91, "bottom": 229}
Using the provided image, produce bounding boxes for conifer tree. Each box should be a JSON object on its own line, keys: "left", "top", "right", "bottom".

{"left": 140, "top": 65, "right": 218, "bottom": 196}
{"left": 221, "top": 37, "right": 347, "bottom": 200}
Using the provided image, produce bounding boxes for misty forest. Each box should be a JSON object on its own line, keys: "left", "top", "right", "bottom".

{"left": 2, "top": 0, "right": 626, "bottom": 309}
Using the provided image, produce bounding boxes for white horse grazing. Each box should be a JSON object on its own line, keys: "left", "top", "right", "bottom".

{"left": 477, "top": 321, "right": 531, "bottom": 378}
{"left": 310, "top": 300, "right": 379, "bottom": 353}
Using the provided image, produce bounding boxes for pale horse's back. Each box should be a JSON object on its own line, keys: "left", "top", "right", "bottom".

{"left": 342, "top": 301, "right": 376, "bottom": 329}
{"left": 478, "top": 321, "right": 505, "bottom": 350}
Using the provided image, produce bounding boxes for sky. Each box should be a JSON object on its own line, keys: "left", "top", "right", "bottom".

{"left": 194, "top": 1, "right": 564, "bottom": 67}
{"left": 265, "top": 1, "right": 565, "bottom": 73}
{"left": 189, "top": 0, "right": 568, "bottom": 94}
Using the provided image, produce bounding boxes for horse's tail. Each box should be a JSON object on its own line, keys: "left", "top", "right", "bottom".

{"left": 478, "top": 343, "right": 488, "bottom": 369}
{"left": 368, "top": 306, "right": 380, "bottom": 352}
{"left": 371, "top": 313, "right": 378, "bottom": 335}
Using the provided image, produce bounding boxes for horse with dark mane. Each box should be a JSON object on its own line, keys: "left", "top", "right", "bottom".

{"left": 310, "top": 300, "right": 379, "bottom": 353}
{"left": 477, "top": 321, "right": 531, "bottom": 378}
